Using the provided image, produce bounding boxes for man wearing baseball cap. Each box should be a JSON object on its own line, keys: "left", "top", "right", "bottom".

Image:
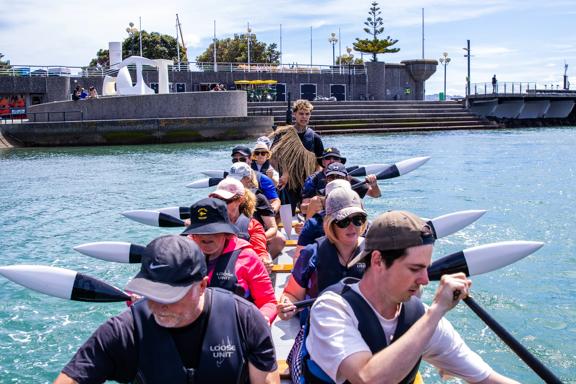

{"left": 304, "top": 211, "right": 517, "bottom": 384}
{"left": 301, "top": 147, "right": 381, "bottom": 220}
{"left": 54, "top": 235, "right": 279, "bottom": 384}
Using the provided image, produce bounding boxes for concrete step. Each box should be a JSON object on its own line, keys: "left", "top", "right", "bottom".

{"left": 310, "top": 117, "right": 485, "bottom": 125}
{"left": 313, "top": 120, "right": 496, "bottom": 130}
{"left": 318, "top": 124, "right": 501, "bottom": 135}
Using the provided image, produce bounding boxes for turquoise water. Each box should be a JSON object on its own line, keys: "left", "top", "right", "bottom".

{"left": 0, "top": 129, "right": 575, "bottom": 383}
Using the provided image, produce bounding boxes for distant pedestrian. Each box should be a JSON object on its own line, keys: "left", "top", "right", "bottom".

{"left": 492, "top": 75, "right": 498, "bottom": 94}
{"left": 72, "top": 85, "right": 81, "bottom": 101}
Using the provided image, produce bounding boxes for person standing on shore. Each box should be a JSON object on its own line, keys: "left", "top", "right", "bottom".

{"left": 492, "top": 75, "right": 498, "bottom": 94}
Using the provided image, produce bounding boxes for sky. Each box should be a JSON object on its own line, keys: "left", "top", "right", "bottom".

{"left": 2, "top": 0, "right": 575, "bottom": 96}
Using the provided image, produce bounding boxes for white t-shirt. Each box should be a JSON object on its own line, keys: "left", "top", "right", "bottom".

{"left": 305, "top": 283, "right": 493, "bottom": 384}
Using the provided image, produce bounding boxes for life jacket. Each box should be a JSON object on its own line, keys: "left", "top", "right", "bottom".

{"left": 314, "top": 237, "right": 365, "bottom": 297}
{"left": 234, "top": 214, "right": 251, "bottom": 241}
{"left": 300, "top": 127, "right": 316, "bottom": 152}
{"left": 251, "top": 159, "right": 271, "bottom": 174}
{"left": 290, "top": 278, "right": 425, "bottom": 384}
{"left": 208, "top": 248, "right": 248, "bottom": 299}
{"left": 131, "top": 288, "right": 247, "bottom": 384}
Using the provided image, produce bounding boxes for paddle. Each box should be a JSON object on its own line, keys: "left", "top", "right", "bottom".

{"left": 202, "top": 170, "right": 229, "bottom": 178}
{"left": 0, "top": 265, "right": 131, "bottom": 302}
{"left": 186, "top": 177, "right": 223, "bottom": 189}
{"left": 349, "top": 156, "right": 430, "bottom": 178}
{"left": 463, "top": 296, "right": 563, "bottom": 384}
{"left": 202, "top": 164, "right": 393, "bottom": 180}
{"left": 287, "top": 240, "right": 543, "bottom": 308}
{"left": 74, "top": 241, "right": 145, "bottom": 263}
{"left": 121, "top": 210, "right": 186, "bottom": 227}
{"left": 278, "top": 188, "right": 293, "bottom": 240}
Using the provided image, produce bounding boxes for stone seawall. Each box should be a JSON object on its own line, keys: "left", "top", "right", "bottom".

{"left": 0, "top": 116, "right": 273, "bottom": 147}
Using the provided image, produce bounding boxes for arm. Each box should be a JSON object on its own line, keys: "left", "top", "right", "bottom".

{"left": 248, "top": 362, "right": 280, "bottom": 384}
{"left": 277, "top": 275, "right": 307, "bottom": 320}
{"left": 269, "top": 198, "right": 281, "bottom": 213}
{"left": 338, "top": 274, "right": 472, "bottom": 384}
{"left": 364, "top": 174, "right": 382, "bottom": 198}
{"left": 249, "top": 219, "right": 272, "bottom": 265}
{"left": 241, "top": 249, "right": 277, "bottom": 323}
{"left": 261, "top": 215, "right": 278, "bottom": 240}
{"left": 53, "top": 373, "right": 77, "bottom": 384}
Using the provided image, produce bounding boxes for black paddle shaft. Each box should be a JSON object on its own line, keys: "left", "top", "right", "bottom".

{"left": 463, "top": 297, "right": 563, "bottom": 384}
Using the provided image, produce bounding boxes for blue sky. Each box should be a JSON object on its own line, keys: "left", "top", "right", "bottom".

{"left": 2, "top": 0, "right": 575, "bottom": 95}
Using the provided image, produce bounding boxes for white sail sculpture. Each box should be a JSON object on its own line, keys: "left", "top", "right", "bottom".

{"left": 102, "top": 54, "right": 173, "bottom": 96}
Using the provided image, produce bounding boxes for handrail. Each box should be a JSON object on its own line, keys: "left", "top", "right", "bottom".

{"left": 0, "top": 62, "right": 366, "bottom": 78}
{"left": 27, "top": 111, "right": 84, "bottom": 123}
{"left": 470, "top": 82, "right": 570, "bottom": 96}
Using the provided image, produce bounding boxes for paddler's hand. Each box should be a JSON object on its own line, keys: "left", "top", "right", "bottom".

{"left": 277, "top": 174, "right": 289, "bottom": 190}
{"left": 431, "top": 273, "right": 471, "bottom": 315}
{"left": 365, "top": 174, "right": 378, "bottom": 186}
{"left": 261, "top": 257, "right": 274, "bottom": 274}
{"left": 277, "top": 296, "right": 299, "bottom": 320}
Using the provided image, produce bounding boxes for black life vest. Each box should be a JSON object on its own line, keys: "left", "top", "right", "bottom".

{"left": 234, "top": 214, "right": 251, "bottom": 241}
{"left": 208, "top": 248, "right": 248, "bottom": 299}
{"left": 305, "top": 278, "right": 425, "bottom": 384}
{"left": 131, "top": 288, "right": 246, "bottom": 384}
{"left": 251, "top": 159, "right": 271, "bottom": 174}
{"left": 314, "top": 237, "right": 366, "bottom": 297}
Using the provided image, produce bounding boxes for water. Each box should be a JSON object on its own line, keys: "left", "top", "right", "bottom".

{"left": 1, "top": 129, "right": 575, "bottom": 383}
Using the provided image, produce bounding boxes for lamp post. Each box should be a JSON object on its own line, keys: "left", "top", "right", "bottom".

{"left": 126, "top": 22, "right": 138, "bottom": 57}
{"left": 438, "top": 52, "right": 451, "bottom": 100}
{"left": 328, "top": 32, "right": 338, "bottom": 66}
{"left": 247, "top": 22, "right": 252, "bottom": 72}
{"left": 346, "top": 46, "right": 354, "bottom": 100}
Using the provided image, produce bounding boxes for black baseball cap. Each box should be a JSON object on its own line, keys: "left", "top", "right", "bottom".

{"left": 231, "top": 145, "right": 251, "bottom": 157}
{"left": 125, "top": 235, "right": 207, "bottom": 304}
{"left": 181, "top": 198, "right": 239, "bottom": 236}
{"left": 318, "top": 147, "right": 346, "bottom": 164}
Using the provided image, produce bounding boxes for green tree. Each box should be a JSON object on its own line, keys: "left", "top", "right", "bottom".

{"left": 336, "top": 54, "right": 364, "bottom": 65}
{"left": 353, "top": 1, "right": 399, "bottom": 62}
{"left": 88, "top": 31, "right": 187, "bottom": 67}
{"left": 0, "top": 52, "right": 11, "bottom": 69}
{"left": 196, "top": 33, "right": 280, "bottom": 64}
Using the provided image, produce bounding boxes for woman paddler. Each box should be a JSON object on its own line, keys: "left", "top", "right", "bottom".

{"left": 276, "top": 187, "right": 368, "bottom": 321}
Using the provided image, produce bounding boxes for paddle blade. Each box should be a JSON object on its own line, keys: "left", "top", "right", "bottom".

{"left": 279, "top": 204, "right": 293, "bottom": 240}
{"left": 373, "top": 156, "right": 431, "bottom": 180}
{"left": 0, "top": 265, "right": 131, "bottom": 302}
{"left": 201, "top": 170, "right": 228, "bottom": 178}
{"left": 428, "top": 210, "right": 487, "bottom": 239}
{"left": 185, "top": 177, "right": 223, "bottom": 188}
{"left": 348, "top": 163, "right": 390, "bottom": 177}
{"left": 427, "top": 240, "right": 544, "bottom": 280}
{"left": 122, "top": 210, "right": 185, "bottom": 227}
{"left": 73, "top": 241, "right": 144, "bottom": 263}
{"left": 157, "top": 206, "right": 190, "bottom": 220}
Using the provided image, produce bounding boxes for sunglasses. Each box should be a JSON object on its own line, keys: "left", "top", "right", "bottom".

{"left": 253, "top": 151, "right": 269, "bottom": 156}
{"left": 232, "top": 157, "right": 248, "bottom": 163}
{"left": 326, "top": 174, "right": 346, "bottom": 182}
{"left": 334, "top": 215, "right": 367, "bottom": 228}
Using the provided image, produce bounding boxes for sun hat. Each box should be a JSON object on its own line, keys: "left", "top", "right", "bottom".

{"left": 181, "top": 198, "right": 238, "bottom": 236}
{"left": 256, "top": 136, "right": 272, "bottom": 150}
{"left": 231, "top": 145, "right": 251, "bottom": 157}
{"left": 325, "top": 188, "right": 366, "bottom": 222}
{"left": 228, "top": 162, "right": 253, "bottom": 180}
{"left": 325, "top": 179, "right": 352, "bottom": 196}
{"left": 347, "top": 210, "right": 435, "bottom": 267}
{"left": 125, "top": 235, "right": 207, "bottom": 304}
{"left": 252, "top": 142, "right": 271, "bottom": 153}
{"left": 325, "top": 162, "right": 349, "bottom": 178}
{"left": 318, "top": 147, "right": 347, "bottom": 164}
{"left": 210, "top": 178, "right": 245, "bottom": 200}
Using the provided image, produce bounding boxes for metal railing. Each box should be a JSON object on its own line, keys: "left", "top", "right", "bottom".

{"left": 470, "top": 82, "right": 571, "bottom": 96}
{"left": 0, "top": 61, "right": 366, "bottom": 78}
{"left": 27, "top": 111, "right": 84, "bottom": 122}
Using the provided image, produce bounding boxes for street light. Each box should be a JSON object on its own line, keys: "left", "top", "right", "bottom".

{"left": 328, "top": 32, "right": 338, "bottom": 66}
{"left": 346, "top": 46, "right": 354, "bottom": 100}
{"left": 438, "top": 52, "right": 451, "bottom": 100}
{"left": 247, "top": 22, "right": 252, "bottom": 72}
{"left": 126, "top": 22, "right": 138, "bottom": 57}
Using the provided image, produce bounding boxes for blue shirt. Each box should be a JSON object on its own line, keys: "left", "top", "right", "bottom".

{"left": 258, "top": 173, "right": 278, "bottom": 201}
{"left": 297, "top": 212, "right": 325, "bottom": 247}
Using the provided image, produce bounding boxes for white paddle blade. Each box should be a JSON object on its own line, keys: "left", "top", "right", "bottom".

{"left": 201, "top": 170, "right": 227, "bottom": 178}
{"left": 396, "top": 156, "right": 431, "bottom": 175}
{"left": 156, "top": 206, "right": 181, "bottom": 218}
{"left": 121, "top": 210, "right": 162, "bottom": 226}
{"left": 73, "top": 241, "right": 133, "bottom": 263}
{"left": 186, "top": 178, "right": 213, "bottom": 188}
{"left": 361, "top": 163, "right": 391, "bottom": 175}
{"left": 430, "top": 210, "right": 487, "bottom": 239}
{"left": 279, "top": 205, "right": 293, "bottom": 240}
{"left": 0, "top": 265, "right": 76, "bottom": 299}
{"left": 465, "top": 241, "right": 544, "bottom": 276}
